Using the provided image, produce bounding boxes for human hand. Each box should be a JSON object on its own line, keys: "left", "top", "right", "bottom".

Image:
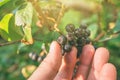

{"left": 28, "top": 41, "right": 116, "bottom": 80}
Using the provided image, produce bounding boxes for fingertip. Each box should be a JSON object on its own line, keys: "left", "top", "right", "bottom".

{"left": 92, "top": 47, "right": 110, "bottom": 72}
{"left": 99, "top": 63, "right": 117, "bottom": 80}
{"left": 64, "top": 46, "right": 77, "bottom": 65}
{"left": 102, "top": 63, "right": 117, "bottom": 74}
{"left": 82, "top": 44, "right": 95, "bottom": 54}
{"left": 80, "top": 44, "right": 95, "bottom": 65}
{"left": 49, "top": 41, "right": 61, "bottom": 54}
{"left": 71, "top": 46, "right": 77, "bottom": 55}
{"left": 74, "top": 44, "right": 95, "bottom": 80}
{"left": 96, "top": 47, "right": 109, "bottom": 57}
{"left": 54, "top": 46, "right": 77, "bottom": 80}
{"left": 28, "top": 41, "right": 62, "bottom": 80}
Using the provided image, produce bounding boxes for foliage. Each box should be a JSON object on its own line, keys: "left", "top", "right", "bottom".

{"left": 0, "top": 0, "right": 120, "bottom": 80}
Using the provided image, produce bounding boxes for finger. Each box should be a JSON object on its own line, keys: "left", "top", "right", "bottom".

{"left": 54, "top": 47, "right": 77, "bottom": 80}
{"left": 28, "top": 41, "right": 62, "bottom": 80}
{"left": 74, "top": 44, "right": 95, "bottom": 80}
{"left": 87, "top": 47, "right": 109, "bottom": 80}
{"left": 99, "top": 63, "right": 117, "bottom": 80}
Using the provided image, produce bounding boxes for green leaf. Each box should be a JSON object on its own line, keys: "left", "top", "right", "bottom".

{"left": 98, "top": 34, "right": 118, "bottom": 42}
{"left": 0, "top": 13, "right": 23, "bottom": 41}
{"left": 59, "top": 9, "right": 81, "bottom": 33}
{"left": 88, "top": 23, "right": 98, "bottom": 40}
{"left": 22, "top": 25, "right": 33, "bottom": 44}
{"left": 0, "top": 0, "right": 10, "bottom": 7}
{"left": 33, "top": 26, "right": 59, "bottom": 43}
{"left": 112, "top": 13, "right": 120, "bottom": 33}
{"left": 109, "top": 0, "right": 120, "bottom": 7}
{"left": 15, "top": 2, "right": 33, "bottom": 26}
{"left": 0, "top": 0, "right": 25, "bottom": 20}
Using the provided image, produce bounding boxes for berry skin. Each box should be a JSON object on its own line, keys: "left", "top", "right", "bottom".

{"left": 65, "top": 24, "right": 75, "bottom": 32}
{"left": 66, "top": 33, "right": 75, "bottom": 41}
{"left": 29, "top": 52, "right": 39, "bottom": 61}
{"left": 86, "top": 38, "right": 91, "bottom": 44}
{"left": 69, "top": 40, "right": 76, "bottom": 46}
{"left": 64, "top": 43, "right": 72, "bottom": 52}
{"left": 57, "top": 35, "right": 67, "bottom": 45}
{"left": 37, "top": 57, "right": 42, "bottom": 62}
{"left": 74, "top": 28, "right": 82, "bottom": 38}
{"left": 80, "top": 23, "right": 87, "bottom": 29}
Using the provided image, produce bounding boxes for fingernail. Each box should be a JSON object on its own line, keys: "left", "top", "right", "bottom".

{"left": 49, "top": 41, "right": 58, "bottom": 53}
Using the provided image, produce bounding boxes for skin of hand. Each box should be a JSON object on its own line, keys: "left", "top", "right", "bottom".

{"left": 28, "top": 41, "right": 117, "bottom": 80}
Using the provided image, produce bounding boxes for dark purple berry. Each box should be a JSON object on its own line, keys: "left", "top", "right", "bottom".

{"left": 65, "top": 24, "right": 75, "bottom": 32}
{"left": 29, "top": 52, "right": 39, "bottom": 61}
{"left": 85, "top": 29, "right": 91, "bottom": 36}
{"left": 74, "top": 28, "right": 82, "bottom": 38}
{"left": 64, "top": 43, "right": 72, "bottom": 52}
{"left": 86, "top": 38, "right": 91, "bottom": 44}
{"left": 57, "top": 35, "right": 67, "bottom": 45}
{"left": 80, "top": 23, "right": 87, "bottom": 29}
{"left": 37, "top": 57, "right": 42, "bottom": 62}
{"left": 66, "top": 33, "right": 75, "bottom": 41}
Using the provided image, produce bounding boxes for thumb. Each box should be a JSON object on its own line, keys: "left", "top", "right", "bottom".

{"left": 28, "top": 41, "right": 62, "bottom": 80}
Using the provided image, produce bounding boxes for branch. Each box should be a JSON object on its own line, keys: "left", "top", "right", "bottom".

{"left": 0, "top": 40, "right": 20, "bottom": 47}
{"left": 53, "top": 4, "right": 66, "bottom": 35}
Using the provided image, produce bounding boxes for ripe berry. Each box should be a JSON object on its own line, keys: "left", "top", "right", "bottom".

{"left": 64, "top": 43, "right": 72, "bottom": 52}
{"left": 66, "top": 33, "right": 75, "bottom": 41}
{"left": 65, "top": 24, "right": 75, "bottom": 32}
{"left": 69, "top": 40, "right": 76, "bottom": 46}
{"left": 37, "top": 57, "right": 42, "bottom": 62}
{"left": 29, "top": 52, "right": 39, "bottom": 61}
{"left": 80, "top": 23, "right": 87, "bottom": 29}
{"left": 85, "top": 29, "right": 91, "bottom": 36}
{"left": 86, "top": 38, "right": 91, "bottom": 44}
{"left": 74, "top": 28, "right": 82, "bottom": 38}
{"left": 57, "top": 35, "right": 67, "bottom": 45}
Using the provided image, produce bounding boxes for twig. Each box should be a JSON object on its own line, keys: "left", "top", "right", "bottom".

{"left": 53, "top": 4, "right": 65, "bottom": 35}
{"left": 0, "top": 40, "right": 20, "bottom": 47}
{"left": 94, "top": 31, "right": 105, "bottom": 42}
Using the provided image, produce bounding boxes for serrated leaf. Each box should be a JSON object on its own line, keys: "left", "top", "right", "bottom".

{"left": 0, "top": 13, "right": 23, "bottom": 41}
{"left": 15, "top": 2, "right": 33, "bottom": 26}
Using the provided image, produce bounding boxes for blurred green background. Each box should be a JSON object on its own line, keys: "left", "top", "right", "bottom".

{"left": 0, "top": 0, "right": 120, "bottom": 80}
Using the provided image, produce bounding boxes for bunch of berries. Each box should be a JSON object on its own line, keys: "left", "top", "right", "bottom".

{"left": 29, "top": 52, "right": 46, "bottom": 62}
{"left": 57, "top": 24, "right": 91, "bottom": 58}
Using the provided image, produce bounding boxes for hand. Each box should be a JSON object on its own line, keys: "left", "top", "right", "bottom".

{"left": 28, "top": 41, "right": 117, "bottom": 80}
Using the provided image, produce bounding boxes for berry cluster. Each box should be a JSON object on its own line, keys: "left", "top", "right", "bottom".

{"left": 57, "top": 24, "right": 91, "bottom": 58}
{"left": 29, "top": 52, "right": 45, "bottom": 62}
